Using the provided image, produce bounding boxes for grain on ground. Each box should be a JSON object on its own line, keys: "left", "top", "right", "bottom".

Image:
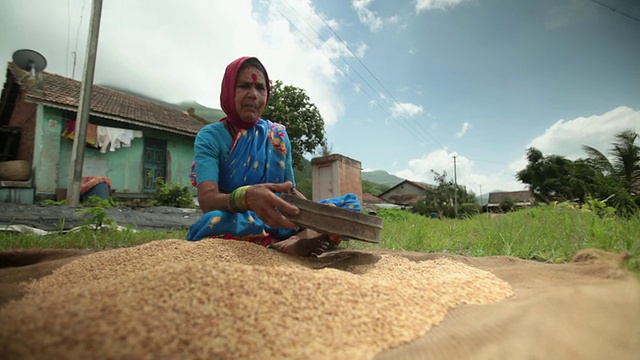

{"left": 0, "top": 239, "right": 514, "bottom": 359}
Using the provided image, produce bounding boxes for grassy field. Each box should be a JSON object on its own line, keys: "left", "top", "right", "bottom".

{"left": 1, "top": 205, "right": 639, "bottom": 274}
{"left": 349, "top": 206, "right": 640, "bottom": 274}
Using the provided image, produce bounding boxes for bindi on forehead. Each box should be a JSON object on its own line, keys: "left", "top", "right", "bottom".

{"left": 251, "top": 73, "right": 257, "bottom": 83}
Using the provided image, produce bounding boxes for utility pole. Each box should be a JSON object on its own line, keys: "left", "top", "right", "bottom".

{"left": 479, "top": 184, "right": 484, "bottom": 217}
{"left": 67, "top": 0, "right": 103, "bottom": 206}
{"left": 453, "top": 155, "right": 458, "bottom": 218}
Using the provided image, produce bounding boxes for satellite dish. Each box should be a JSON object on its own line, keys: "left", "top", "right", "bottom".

{"left": 12, "top": 49, "right": 47, "bottom": 73}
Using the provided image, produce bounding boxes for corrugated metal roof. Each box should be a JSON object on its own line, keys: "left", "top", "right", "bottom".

{"left": 488, "top": 190, "right": 534, "bottom": 204}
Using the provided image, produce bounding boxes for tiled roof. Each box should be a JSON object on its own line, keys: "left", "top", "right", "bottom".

{"left": 406, "top": 180, "right": 431, "bottom": 191}
{"left": 378, "top": 180, "right": 432, "bottom": 199}
{"left": 362, "top": 193, "right": 387, "bottom": 204}
{"left": 7, "top": 63, "right": 206, "bottom": 136}
{"left": 385, "top": 193, "right": 426, "bottom": 206}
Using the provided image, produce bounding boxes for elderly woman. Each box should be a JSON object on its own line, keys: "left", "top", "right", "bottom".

{"left": 187, "top": 56, "right": 360, "bottom": 256}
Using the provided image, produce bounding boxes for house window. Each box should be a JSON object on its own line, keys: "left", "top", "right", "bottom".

{"left": 143, "top": 139, "right": 166, "bottom": 191}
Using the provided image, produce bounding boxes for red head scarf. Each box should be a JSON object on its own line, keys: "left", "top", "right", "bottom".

{"left": 220, "top": 56, "right": 271, "bottom": 129}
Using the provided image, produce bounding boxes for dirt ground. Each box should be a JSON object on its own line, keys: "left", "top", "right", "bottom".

{"left": 0, "top": 244, "right": 638, "bottom": 359}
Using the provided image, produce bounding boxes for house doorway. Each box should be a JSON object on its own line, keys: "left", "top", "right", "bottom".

{"left": 143, "top": 139, "right": 166, "bottom": 192}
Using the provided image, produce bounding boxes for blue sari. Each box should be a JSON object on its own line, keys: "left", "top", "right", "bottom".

{"left": 187, "top": 119, "right": 360, "bottom": 245}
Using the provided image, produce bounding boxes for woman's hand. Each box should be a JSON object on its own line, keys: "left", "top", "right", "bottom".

{"left": 246, "top": 181, "right": 300, "bottom": 229}
{"left": 291, "top": 187, "right": 307, "bottom": 199}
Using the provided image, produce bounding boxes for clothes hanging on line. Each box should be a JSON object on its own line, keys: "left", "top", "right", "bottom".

{"left": 62, "top": 119, "right": 143, "bottom": 153}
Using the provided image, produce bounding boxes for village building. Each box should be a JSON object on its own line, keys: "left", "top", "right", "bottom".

{"left": 377, "top": 179, "right": 432, "bottom": 208}
{"left": 486, "top": 190, "right": 535, "bottom": 212}
{"left": 0, "top": 62, "right": 206, "bottom": 203}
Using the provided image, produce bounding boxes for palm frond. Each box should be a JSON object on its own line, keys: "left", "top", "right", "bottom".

{"left": 581, "top": 144, "right": 614, "bottom": 174}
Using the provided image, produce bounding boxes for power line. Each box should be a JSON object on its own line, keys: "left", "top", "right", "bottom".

{"left": 588, "top": 0, "right": 640, "bottom": 23}
{"left": 305, "top": 3, "right": 443, "bottom": 149}
{"left": 266, "top": 0, "right": 442, "bottom": 149}
{"left": 263, "top": 0, "right": 432, "bottom": 147}
{"left": 278, "top": 1, "right": 384, "bottom": 107}
{"left": 66, "top": 0, "right": 71, "bottom": 77}
{"left": 72, "top": 0, "right": 88, "bottom": 79}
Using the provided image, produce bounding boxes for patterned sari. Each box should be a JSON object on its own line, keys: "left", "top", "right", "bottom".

{"left": 186, "top": 119, "right": 360, "bottom": 246}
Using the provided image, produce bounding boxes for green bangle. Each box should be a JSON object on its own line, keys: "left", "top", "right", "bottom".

{"left": 229, "top": 185, "right": 250, "bottom": 213}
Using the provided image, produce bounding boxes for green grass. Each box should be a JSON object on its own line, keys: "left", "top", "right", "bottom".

{"left": 2, "top": 205, "right": 639, "bottom": 275}
{"left": 0, "top": 227, "right": 187, "bottom": 251}
{"left": 345, "top": 207, "right": 640, "bottom": 274}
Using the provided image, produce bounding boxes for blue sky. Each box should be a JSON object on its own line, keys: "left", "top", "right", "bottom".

{"left": 1, "top": 0, "right": 639, "bottom": 193}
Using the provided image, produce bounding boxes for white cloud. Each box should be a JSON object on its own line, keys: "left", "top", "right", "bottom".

{"left": 508, "top": 106, "right": 640, "bottom": 173}
{"left": 395, "top": 148, "right": 525, "bottom": 193}
{"left": 396, "top": 107, "right": 640, "bottom": 194}
{"left": 0, "top": 0, "right": 359, "bottom": 127}
{"left": 355, "top": 42, "right": 368, "bottom": 58}
{"left": 351, "top": 0, "right": 400, "bottom": 31}
{"left": 455, "top": 122, "right": 472, "bottom": 138}
{"left": 415, "top": 0, "right": 471, "bottom": 13}
{"left": 379, "top": 92, "right": 387, "bottom": 100}
{"left": 390, "top": 102, "right": 424, "bottom": 118}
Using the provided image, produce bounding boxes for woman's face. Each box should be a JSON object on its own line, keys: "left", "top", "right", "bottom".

{"left": 234, "top": 66, "right": 267, "bottom": 123}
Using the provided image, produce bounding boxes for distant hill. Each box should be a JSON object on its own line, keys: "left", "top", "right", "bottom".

{"left": 177, "top": 101, "right": 226, "bottom": 122}
{"left": 361, "top": 170, "right": 404, "bottom": 187}
{"left": 100, "top": 85, "right": 225, "bottom": 122}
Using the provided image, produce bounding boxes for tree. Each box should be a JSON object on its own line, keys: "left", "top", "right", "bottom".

{"left": 582, "top": 129, "right": 640, "bottom": 195}
{"left": 361, "top": 180, "right": 390, "bottom": 196}
{"left": 317, "top": 142, "right": 333, "bottom": 157}
{"left": 517, "top": 139, "right": 639, "bottom": 214}
{"left": 262, "top": 80, "right": 327, "bottom": 170}
{"left": 292, "top": 157, "right": 313, "bottom": 199}
{"left": 414, "top": 170, "right": 477, "bottom": 218}
{"left": 516, "top": 148, "right": 578, "bottom": 203}
{"left": 582, "top": 129, "right": 640, "bottom": 214}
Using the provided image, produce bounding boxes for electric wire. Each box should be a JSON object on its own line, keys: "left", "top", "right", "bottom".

{"left": 72, "top": 0, "right": 88, "bottom": 79}
{"left": 263, "top": 0, "right": 430, "bottom": 147}
{"left": 266, "top": 0, "right": 440, "bottom": 149}
{"left": 66, "top": 0, "right": 71, "bottom": 77}
{"left": 297, "top": 0, "right": 443, "bottom": 149}
{"left": 266, "top": 0, "right": 511, "bottom": 170}
{"left": 306, "top": 3, "right": 443, "bottom": 149}
{"left": 588, "top": 0, "right": 640, "bottom": 23}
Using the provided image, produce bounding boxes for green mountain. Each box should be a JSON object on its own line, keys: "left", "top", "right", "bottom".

{"left": 361, "top": 170, "right": 404, "bottom": 187}
{"left": 177, "top": 101, "right": 226, "bottom": 122}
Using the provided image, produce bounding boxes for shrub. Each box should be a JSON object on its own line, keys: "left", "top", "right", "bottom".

{"left": 153, "top": 178, "right": 194, "bottom": 208}
{"left": 76, "top": 195, "right": 117, "bottom": 229}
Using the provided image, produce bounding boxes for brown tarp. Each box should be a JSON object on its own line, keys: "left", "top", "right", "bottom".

{"left": 0, "top": 246, "right": 638, "bottom": 359}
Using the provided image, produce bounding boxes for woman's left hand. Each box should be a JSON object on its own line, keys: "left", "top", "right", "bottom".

{"left": 245, "top": 181, "right": 300, "bottom": 229}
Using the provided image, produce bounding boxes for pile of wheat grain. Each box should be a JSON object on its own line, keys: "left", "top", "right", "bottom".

{"left": 0, "top": 239, "right": 513, "bottom": 359}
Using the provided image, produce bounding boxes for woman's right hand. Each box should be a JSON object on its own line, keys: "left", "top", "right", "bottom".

{"left": 245, "top": 181, "right": 300, "bottom": 229}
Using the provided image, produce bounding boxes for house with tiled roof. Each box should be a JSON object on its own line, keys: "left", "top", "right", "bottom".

{"left": 0, "top": 62, "right": 206, "bottom": 203}
{"left": 361, "top": 192, "right": 401, "bottom": 214}
{"left": 487, "top": 190, "right": 534, "bottom": 212}
{"left": 377, "top": 180, "right": 432, "bottom": 207}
